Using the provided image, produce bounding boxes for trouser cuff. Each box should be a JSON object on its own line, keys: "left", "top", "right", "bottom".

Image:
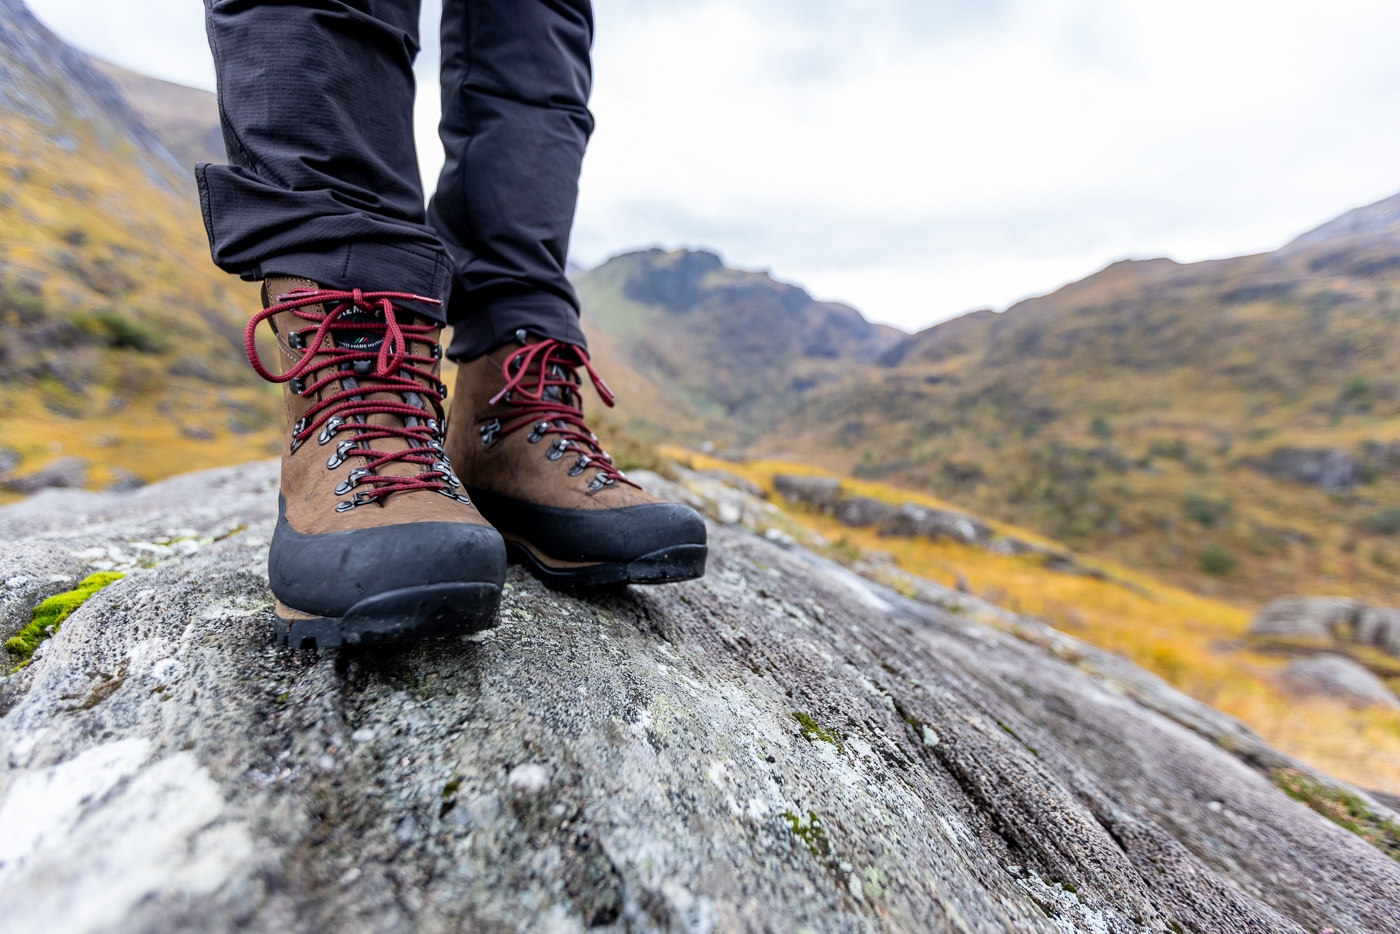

{"left": 446, "top": 292, "right": 588, "bottom": 360}
{"left": 261, "top": 242, "right": 453, "bottom": 323}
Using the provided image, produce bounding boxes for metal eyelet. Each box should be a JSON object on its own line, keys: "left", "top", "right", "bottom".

{"left": 335, "top": 490, "right": 378, "bottom": 511}
{"left": 432, "top": 461, "right": 461, "bottom": 488}
{"left": 546, "top": 438, "right": 568, "bottom": 461}
{"left": 334, "top": 468, "right": 370, "bottom": 495}
{"left": 317, "top": 417, "right": 344, "bottom": 445}
{"left": 587, "top": 475, "right": 616, "bottom": 492}
{"left": 289, "top": 377, "right": 306, "bottom": 396}
{"left": 567, "top": 454, "right": 590, "bottom": 477}
{"left": 439, "top": 488, "right": 472, "bottom": 504}
{"left": 327, "top": 441, "right": 357, "bottom": 469}
{"left": 479, "top": 418, "right": 500, "bottom": 447}
{"left": 431, "top": 344, "right": 442, "bottom": 360}
{"left": 527, "top": 422, "right": 549, "bottom": 443}
{"left": 288, "top": 331, "right": 306, "bottom": 350}
{"left": 289, "top": 417, "right": 308, "bottom": 453}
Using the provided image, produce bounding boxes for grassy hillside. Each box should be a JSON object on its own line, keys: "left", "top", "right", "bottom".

{"left": 578, "top": 204, "right": 1400, "bottom": 606}
{"left": 671, "top": 450, "right": 1400, "bottom": 795}
{"left": 0, "top": 3, "right": 276, "bottom": 499}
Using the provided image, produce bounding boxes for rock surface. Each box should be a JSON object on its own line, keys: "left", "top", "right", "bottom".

{"left": 1248, "top": 596, "right": 1361, "bottom": 646}
{"left": 1, "top": 461, "right": 1399, "bottom": 933}
{"left": 1250, "top": 594, "right": 1400, "bottom": 660}
{"left": 3, "top": 456, "right": 89, "bottom": 495}
{"left": 1279, "top": 655, "right": 1400, "bottom": 708}
{"left": 1246, "top": 447, "right": 1362, "bottom": 493}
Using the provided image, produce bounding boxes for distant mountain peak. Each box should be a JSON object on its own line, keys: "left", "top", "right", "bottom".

{"left": 1281, "top": 190, "right": 1400, "bottom": 253}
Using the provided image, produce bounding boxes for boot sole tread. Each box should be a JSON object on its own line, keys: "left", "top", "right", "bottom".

{"left": 275, "top": 581, "right": 501, "bottom": 649}
{"left": 506, "top": 541, "right": 708, "bottom": 592}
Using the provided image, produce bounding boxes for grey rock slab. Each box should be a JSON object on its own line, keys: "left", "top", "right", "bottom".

{"left": 1279, "top": 655, "right": 1400, "bottom": 708}
{"left": 1248, "top": 595, "right": 1359, "bottom": 644}
{"left": 1356, "top": 605, "right": 1400, "bottom": 656}
{"left": 878, "top": 503, "right": 993, "bottom": 545}
{"left": 0, "top": 460, "right": 1397, "bottom": 933}
{"left": 772, "top": 474, "right": 841, "bottom": 511}
{"left": 832, "top": 496, "right": 897, "bottom": 528}
{"left": 4, "top": 456, "right": 89, "bottom": 495}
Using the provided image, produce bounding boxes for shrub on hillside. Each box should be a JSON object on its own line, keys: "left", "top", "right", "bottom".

{"left": 1199, "top": 545, "right": 1239, "bottom": 576}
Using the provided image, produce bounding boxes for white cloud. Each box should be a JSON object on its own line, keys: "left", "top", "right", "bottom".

{"left": 25, "top": 0, "right": 1400, "bottom": 331}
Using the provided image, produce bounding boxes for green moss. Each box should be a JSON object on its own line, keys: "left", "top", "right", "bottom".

{"left": 822, "top": 536, "right": 863, "bottom": 566}
{"left": 781, "top": 810, "right": 830, "bottom": 858}
{"left": 5, "top": 572, "right": 122, "bottom": 669}
{"left": 792, "top": 712, "right": 842, "bottom": 752}
{"left": 1273, "top": 768, "right": 1400, "bottom": 862}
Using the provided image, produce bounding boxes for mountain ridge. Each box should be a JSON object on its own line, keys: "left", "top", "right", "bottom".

{"left": 576, "top": 189, "right": 1400, "bottom": 604}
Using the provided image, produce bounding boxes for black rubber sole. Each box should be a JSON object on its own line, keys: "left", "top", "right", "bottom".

{"left": 506, "top": 541, "right": 708, "bottom": 592}
{"left": 275, "top": 581, "right": 502, "bottom": 649}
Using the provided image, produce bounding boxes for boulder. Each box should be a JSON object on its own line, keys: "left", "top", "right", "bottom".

{"left": 1248, "top": 596, "right": 1359, "bottom": 646}
{"left": 1279, "top": 655, "right": 1400, "bottom": 708}
{"left": 1354, "top": 606, "right": 1400, "bottom": 656}
{"left": 3, "top": 457, "right": 89, "bottom": 495}
{"left": 103, "top": 467, "right": 145, "bottom": 493}
{"left": 1, "top": 461, "right": 1399, "bottom": 932}
{"left": 1248, "top": 447, "right": 1361, "bottom": 492}
{"left": 697, "top": 469, "right": 766, "bottom": 500}
{"left": 772, "top": 473, "right": 841, "bottom": 511}
{"left": 832, "top": 496, "right": 897, "bottom": 528}
{"left": 879, "top": 504, "right": 993, "bottom": 544}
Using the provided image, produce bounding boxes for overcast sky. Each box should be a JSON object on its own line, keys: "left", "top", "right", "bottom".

{"left": 26, "top": 0, "right": 1400, "bottom": 332}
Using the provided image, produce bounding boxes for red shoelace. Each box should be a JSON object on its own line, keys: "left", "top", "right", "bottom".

{"left": 481, "top": 337, "right": 637, "bottom": 490}
{"left": 245, "top": 288, "right": 467, "bottom": 510}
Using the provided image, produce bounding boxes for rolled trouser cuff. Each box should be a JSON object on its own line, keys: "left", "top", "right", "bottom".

{"left": 447, "top": 291, "right": 588, "bottom": 360}
{"left": 259, "top": 242, "right": 453, "bottom": 323}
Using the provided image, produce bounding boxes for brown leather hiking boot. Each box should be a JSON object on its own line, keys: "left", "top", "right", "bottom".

{"left": 444, "top": 331, "right": 707, "bottom": 591}
{"left": 247, "top": 277, "right": 506, "bottom": 648}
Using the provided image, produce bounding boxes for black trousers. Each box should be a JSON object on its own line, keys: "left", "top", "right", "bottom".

{"left": 197, "top": 0, "right": 592, "bottom": 359}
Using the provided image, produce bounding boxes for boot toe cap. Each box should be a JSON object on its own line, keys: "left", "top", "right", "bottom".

{"left": 466, "top": 488, "right": 707, "bottom": 564}
{"left": 270, "top": 501, "right": 507, "bottom": 618}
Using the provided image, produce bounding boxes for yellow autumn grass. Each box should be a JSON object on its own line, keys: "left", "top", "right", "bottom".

{"left": 670, "top": 447, "right": 1400, "bottom": 793}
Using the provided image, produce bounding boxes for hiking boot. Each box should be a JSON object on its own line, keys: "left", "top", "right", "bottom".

{"left": 246, "top": 277, "right": 506, "bottom": 648}
{"left": 444, "top": 331, "right": 706, "bottom": 591}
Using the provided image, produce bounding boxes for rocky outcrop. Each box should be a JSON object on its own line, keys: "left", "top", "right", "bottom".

{"left": 831, "top": 496, "right": 897, "bottom": 528}
{"left": 876, "top": 503, "right": 992, "bottom": 545}
{"left": 1280, "top": 656, "right": 1400, "bottom": 708}
{"left": 1250, "top": 596, "right": 1400, "bottom": 657}
{"left": 2, "top": 456, "right": 88, "bottom": 495}
{"left": 770, "top": 474, "right": 1106, "bottom": 578}
{"left": 772, "top": 474, "right": 841, "bottom": 512}
{"left": 1, "top": 461, "right": 1399, "bottom": 933}
{"left": 1246, "top": 447, "right": 1362, "bottom": 493}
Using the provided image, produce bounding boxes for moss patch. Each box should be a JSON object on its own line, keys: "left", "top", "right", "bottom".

{"left": 781, "top": 810, "right": 831, "bottom": 859}
{"left": 5, "top": 572, "right": 122, "bottom": 669}
{"left": 1273, "top": 768, "right": 1400, "bottom": 862}
{"left": 793, "top": 712, "right": 842, "bottom": 752}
